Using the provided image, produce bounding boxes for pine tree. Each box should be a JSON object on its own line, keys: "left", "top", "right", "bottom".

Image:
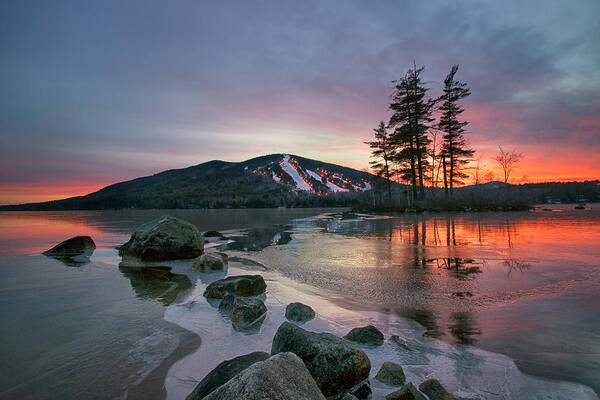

{"left": 365, "top": 121, "right": 395, "bottom": 205}
{"left": 389, "top": 65, "right": 434, "bottom": 200}
{"left": 438, "top": 65, "right": 474, "bottom": 197}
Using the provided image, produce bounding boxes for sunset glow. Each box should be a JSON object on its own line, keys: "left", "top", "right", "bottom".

{"left": 1, "top": 1, "right": 599, "bottom": 205}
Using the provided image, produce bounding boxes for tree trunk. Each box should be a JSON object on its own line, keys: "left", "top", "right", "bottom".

{"left": 442, "top": 155, "right": 449, "bottom": 200}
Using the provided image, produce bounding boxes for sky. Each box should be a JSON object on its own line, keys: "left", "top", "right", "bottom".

{"left": 1, "top": 0, "right": 599, "bottom": 204}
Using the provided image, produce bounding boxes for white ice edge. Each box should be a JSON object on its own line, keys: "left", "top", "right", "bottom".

{"left": 161, "top": 262, "right": 598, "bottom": 400}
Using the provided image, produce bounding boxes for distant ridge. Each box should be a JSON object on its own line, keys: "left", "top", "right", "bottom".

{"left": 1, "top": 154, "right": 382, "bottom": 210}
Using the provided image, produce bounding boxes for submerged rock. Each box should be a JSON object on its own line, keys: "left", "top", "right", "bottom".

{"left": 341, "top": 395, "right": 359, "bottom": 400}
{"left": 391, "top": 335, "right": 410, "bottom": 350}
{"left": 386, "top": 382, "right": 427, "bottom": 400}
{"left": 285, "top": 302, "right": 315, "bottom": 323}
{"left": 204, "top": 230, "right": 224, "bottom": 238}
{"left": 186, "top": 351, "right": 269, "bottom": 400}
{"left": 418, "top": 379, "right": 463, "bottom": 400}
{"left": 203, "top": 352, "right": 325, "bottom": 400}
{"left": 192, "top": 252, "right": 228, "bottom": 271}
{"left": 218, "top": 294, "right": 267, "bottom": 330}
{"left": 203, "top": 274, "right": 266, "bottom": 298}
{"left": 271, "top": 322, "right": 371, "bottom": 397}
{"left": 43, "top": 235, "right": 95, "bottom": 259}
{"left": 375, "top": 362, "right": 406, "bottom": 386}
{"left": 118, "top": 265, "right": 192, "bottom": 306}
{"left": 344, "top": 325, "right": 384, "bottom": 346}
{"left": 118, "top": 215, "right": 204, "bottom": 261}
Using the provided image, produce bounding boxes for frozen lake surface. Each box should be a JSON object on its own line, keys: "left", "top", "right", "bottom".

{"left": 0, "top": 206, "right": 598, "bottom": 399}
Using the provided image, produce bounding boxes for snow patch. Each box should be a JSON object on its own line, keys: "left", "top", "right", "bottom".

{"left": 306, "top": 169, "right": 322, "bottom": 182}
{"left": 326, "top": 181, "right": 349, "bottom": 192}
{"left": 280, "top": 155, "right": 312, "bottom": 192}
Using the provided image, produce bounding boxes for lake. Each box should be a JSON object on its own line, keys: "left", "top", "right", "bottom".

{"left": 0, "top": 206, "right": 598, "bottom": 399}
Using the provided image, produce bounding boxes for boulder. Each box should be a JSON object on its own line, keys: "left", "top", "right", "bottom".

{"left": 386, "top": 383, "right": 427, "bottom": 400}
{"left": 192, "top": 252, "right": 228, "bottom": 271}
{"left": 375, "top": 362, "right": 406, "bottom": 386}
{"left": 285, "top": 302, "right": 315, "bottom": 323}
{"left": 186, "top": 351, "right": 269, "bottom": 400}
{"left": 118, "top": 215, "right": 204, "bottom": 261}
{"left": 418, "top": 379, "right": 463, "bottom": 400}
{"left": 43, "top": 236, "right": 95, "bottom": 257}
{"left": 344, "top": 325, "right": 384, "bottom": 346}
{"left": 204, "top": 352, "right": 325, "bottom": 400}
{"left": 219, "top": 294, "right": 267, "bottom": 330}
{"left": 271, "top": 322, "right": 371, "bottom": 397}
{"left": 204, "top": 275, "right": 266, "bottom": 299}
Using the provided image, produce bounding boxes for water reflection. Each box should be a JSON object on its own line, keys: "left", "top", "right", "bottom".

{"left": 449, "top": 312, "right": 482, "bottom": 345}
{"left": 118, "top": 265, "right": 192, "bottom": 305}
{"left": 432, "top": 258, "right": 484, "bottom": 279}
{"left": 43, "top": 248, "right": 95, "bottom": 267}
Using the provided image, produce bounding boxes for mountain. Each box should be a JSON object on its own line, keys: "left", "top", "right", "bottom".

{"left": 1, "top": 154, "right": 380, "bottom": 210}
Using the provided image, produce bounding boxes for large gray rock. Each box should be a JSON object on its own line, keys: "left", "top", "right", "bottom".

{"left": 386, "top": 383, "right": 427, "bottom": 400}
{"left": 192, "top": 252, "right": 228, "bottom": 271}
{"left": 204, "top": 352, "right": 325, "bottom": 400}
{"left": 219, "top": 294, "right": 267, "bottom": 330}
{"left": 285, "top": 302, "right": 315, "bottom": 323}
{"left": 186, "top": 351, "right": 269, "bottom": 400}
{"left": 271, "top": 322, "right": 371, "bottom": 397}
{"left": 203, "top": 275, "right": 266, "bottom": 299}
{"left": 375, "top": 362, "right": 406, "bottom": 386}
{"left": 118, "top": 215, "right": 204, "bottom": 261}
{"left": 43, "top": 236, "right": 95, "bottom": 258}
{"left": 344, "top": 325, "right": 384, "bottom": 346}
{"left": 419, "top": 379, "right": 463, "bottom": 400}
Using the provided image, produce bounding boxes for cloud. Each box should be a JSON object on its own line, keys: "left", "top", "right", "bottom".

{"left": 0, "top": 0, "right": 599, "bottom": 203}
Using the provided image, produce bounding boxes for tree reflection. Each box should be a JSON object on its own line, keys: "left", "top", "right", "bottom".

{"left": 449, "top": 312, "right": 482, "bottom": 345}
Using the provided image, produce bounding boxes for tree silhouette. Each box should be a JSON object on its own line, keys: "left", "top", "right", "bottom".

{"left": 389, "top": 64, "right": 434, "bottom": 200}
{"left": 365, "top": 121, "right": 395, "bottom": 204}
{"left": 495, "top": 146, "right": 524, "bottom": 183}
{"left": 438, "top": 65, "right": 474, "bottom": 197}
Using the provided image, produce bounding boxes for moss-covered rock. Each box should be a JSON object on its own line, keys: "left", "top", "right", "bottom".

{"left": 186, "top": 351, "right": 269, "bottom": 399}
{"left": 375, "top": 361, "right": 406, "bottom": 386}
{"left": 203, "top": 352, "right": 325, "bottom": 400}
{"left": 118, "top": 215, "right": 203, "bottom": 261}
{"left": 419, "top": 379, "right": 463, "bottom": 400}
{"left": 386, "top": 382, "right": 427, "bottom": 400}
{"left": 192, "top": 252, "right": 228, "bottom": 271}
{"left": 285, "top": 302, "right": 315, "bottom": 323}
{"left": 203, "top": 275, "right": 266, "bottom": 298}
{"left": 218, "top": 294, "right": 267, "bottom": 330}
{"left": 271, "top": 322, "right": 371, "bottom": 397}
{"left": 344, "top": 325, "right": 384, "bottom": 346}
